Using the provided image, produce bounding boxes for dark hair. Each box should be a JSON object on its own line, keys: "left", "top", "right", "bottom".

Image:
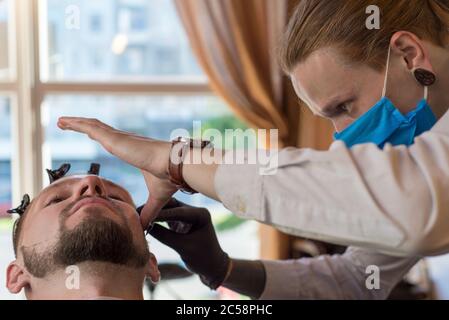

{"left": 12, "top": 203, "right": 33, "bottom": 257}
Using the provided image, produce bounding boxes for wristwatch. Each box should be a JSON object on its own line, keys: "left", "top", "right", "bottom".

{"left": 168, "top": 137, "right": 212, "bottom": 194}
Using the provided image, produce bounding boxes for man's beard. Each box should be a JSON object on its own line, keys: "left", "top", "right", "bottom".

{"left": 22, "top": 201, "right": 150, "bottom": 278}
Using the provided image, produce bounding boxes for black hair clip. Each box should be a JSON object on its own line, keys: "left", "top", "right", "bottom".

{"left": 7, "top": 194, "right": 31, "bottom": 216}
{"left": 46, "top": 163, "right": 71, "bottom": 184}
{"left": 88, "top": 163, "right": 101, "bottom": 175}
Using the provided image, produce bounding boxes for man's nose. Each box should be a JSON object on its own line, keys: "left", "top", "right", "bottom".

{"left": 75, "top": 175, "right": 106, "bottom": 197}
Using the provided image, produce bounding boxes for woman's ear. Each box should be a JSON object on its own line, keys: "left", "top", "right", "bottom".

{"left": 6, "top": 261, "right": 30, "bottom": 294}
{"left": 390, "top": 31, "right": 434, "bottom": 73}
{"left": 145, "top": 253, "right": 161, "bottom": 283}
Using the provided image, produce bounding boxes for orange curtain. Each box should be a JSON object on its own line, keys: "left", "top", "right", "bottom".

{"left": 175, "top": 0, "right": 334, "bottom": 259}
{"left": 175, "top": 0, "right": 302, "bottom": 147}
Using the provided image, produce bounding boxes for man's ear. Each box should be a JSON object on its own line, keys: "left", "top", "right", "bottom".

{"left": 6, "top": 261, "right": 30, "bottom": 294}
{"left": 390, "top": 31, "right": 434, "bottom": 73}
{"left": 146, "top": 253, "right": 160, "bottom": 283}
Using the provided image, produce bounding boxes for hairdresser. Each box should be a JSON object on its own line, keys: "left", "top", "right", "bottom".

{"left": 58, "top": 0, "right": 449, "bottom": 257}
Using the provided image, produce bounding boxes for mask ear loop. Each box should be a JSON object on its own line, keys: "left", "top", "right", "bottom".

{"left": 381, "top": 46, "right": 391, "bottom": 99}
{"left": 383, "top": 45, "right": 430, "bottom": 102}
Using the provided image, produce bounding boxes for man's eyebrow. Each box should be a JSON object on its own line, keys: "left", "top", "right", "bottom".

{"left": 36, "top": 177, "right": 133, "bottom": 205}
{"left": 103, "top": 180, "right": 126, "bottom": 192}
{"left": 38, "top": 179, "right": 77, "bottom": 201}
{"left": 103, "top": 180, "right": 134, "bottom": 201}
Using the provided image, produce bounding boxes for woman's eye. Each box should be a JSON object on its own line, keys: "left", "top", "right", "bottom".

{"left": 338, "top": 104, "right": 350, "bottom": 113}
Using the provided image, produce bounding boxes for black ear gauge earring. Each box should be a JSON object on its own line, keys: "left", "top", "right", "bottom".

{"left": 46, "top": 163, "right": 71, "bottom": 183}
{"left": 413, "top": 68, "right": 436, "bottom": 87}
{"left": 7, "top": 194, "right": 31, "bottom": 216}
{"left": 88, "top": 163, "right": 101, "bottom": 175}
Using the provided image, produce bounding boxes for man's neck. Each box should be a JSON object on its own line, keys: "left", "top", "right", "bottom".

{"left": 27, "top": 262, "right": 146, "bottom": 300}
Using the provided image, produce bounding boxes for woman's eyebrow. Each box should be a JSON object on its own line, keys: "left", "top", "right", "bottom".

{"left": 320, "top": 94, "right": 354, "bottom": 117}
{"left": 321, "top": 102, "right": 342, "bottom": 117}
{"left": 314, "top": 97, "right": 339, "bottom": 117}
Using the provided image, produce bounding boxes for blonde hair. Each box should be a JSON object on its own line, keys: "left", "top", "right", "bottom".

{"left": 280, "top": 0, "right": 449, "bottom": 73}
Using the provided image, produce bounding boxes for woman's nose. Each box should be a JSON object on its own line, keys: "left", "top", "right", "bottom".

{"left": 334, "top": 122, "right": 346, "bottom": 133}
{"left": 75, "top": 175, "right": 106, "bottom": 197}
{"left": 334, "top": 118, "right": 354, "bottom": 133}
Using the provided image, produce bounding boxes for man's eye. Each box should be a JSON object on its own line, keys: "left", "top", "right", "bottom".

{"left": 109, "top": 195, "right": 123, "bottom": 201}
{"left": 47, "top": 197, "right": 64, "bottom": 206}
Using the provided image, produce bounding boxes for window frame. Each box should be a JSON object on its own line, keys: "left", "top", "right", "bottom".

{"left": 4, "top": 0, "right": 212, "bottom": 203}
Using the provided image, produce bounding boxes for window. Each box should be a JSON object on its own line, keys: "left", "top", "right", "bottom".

{"left": 41, "top": 0, "right": 204, "bottom": 81}
{"left": 118, "top": 6, "right": 148, "bottom": 32}
{"left": 117, "top": 46, "right": 146, "bottom": 74}
{"left": 0, "top": 0, "right": 12, "bottom": 80}
{"left": 1, "top": 0, "right": 260, "bottom": 300}
{"left": 0, "top": 96, "right": 14, "bottom": 301}
{"left": 89, "top": 14, "right": 102, "bottom": 32}
{"left": 0, "top": 97, "right": 12, "bottom": 217}
{"left": 0, "top": 0, "right": 12, "bottom": 218}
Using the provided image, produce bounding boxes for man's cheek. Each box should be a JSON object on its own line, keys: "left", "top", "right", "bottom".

{"left": 117, "top": 202, "right": 140, "bottom": 219}
{"left": 21, "top": 218, "right": 60, "bottom": 248}
{"left": 125, "top": 209, "right": 147, "bottom": 234}
{"left": 128, "top": 213, "right": 145, "bottom": 233}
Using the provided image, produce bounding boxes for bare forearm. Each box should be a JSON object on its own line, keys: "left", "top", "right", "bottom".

{"left": 182, "top": 148, "right": 223, "bottom": 201}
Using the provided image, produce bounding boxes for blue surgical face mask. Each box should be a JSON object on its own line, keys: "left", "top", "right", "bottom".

{"left": 334, "top": 48, "right": 437, "bottom": 148}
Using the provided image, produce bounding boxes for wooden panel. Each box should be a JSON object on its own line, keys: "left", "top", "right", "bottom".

{"left": 259, "top": 224, "right": 291, "bottom": 260}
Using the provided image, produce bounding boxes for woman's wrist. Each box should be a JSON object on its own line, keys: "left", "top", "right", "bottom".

{"left": 222, "top": 259, "right": 267, "bottom": 300}
{"left": 222, "top": 258, "right": 234, "bottom": 284}
{"left": 182, "top": 148, "right": 223, "bottom": 201}
{"left": 150, "top": 140, "right": 172, "bottom": 179}
{"left": 152, "top": 138, "right": 222, "bottom": 200}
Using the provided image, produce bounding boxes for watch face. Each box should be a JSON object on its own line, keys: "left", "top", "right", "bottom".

{"left": 172, "top": 137, "right": 212, "bottom": 148}
{"left": 171, "top": 136, "right": 184, "bottom": 143}
{"left": 168, "top": 137, "right": 211, "bottom": 195}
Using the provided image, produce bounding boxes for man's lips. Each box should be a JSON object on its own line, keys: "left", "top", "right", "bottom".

{"left": 69, "top": 197, "right": 116, "bottom": 216}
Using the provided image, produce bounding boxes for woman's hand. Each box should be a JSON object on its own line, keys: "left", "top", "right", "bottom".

{"left": 148, "top": 198, "right": 231, "bottom": 290}
{"left": 140, "top": 171, "right": 178, "bottom": 230}
{"left": 57, "top": 117, "right": 176, "bottom": 227}
{"left": 58, "top": 117, "right": 171, "bottom": 178}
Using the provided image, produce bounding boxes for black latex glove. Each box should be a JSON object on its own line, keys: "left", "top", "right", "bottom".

{"left": 147, "top": 198, "right": 230, "bottom": 290}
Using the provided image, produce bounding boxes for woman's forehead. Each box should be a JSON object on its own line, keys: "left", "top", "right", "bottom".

{"left": 291, "top": 49, "right": 369, "bottom": 113}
